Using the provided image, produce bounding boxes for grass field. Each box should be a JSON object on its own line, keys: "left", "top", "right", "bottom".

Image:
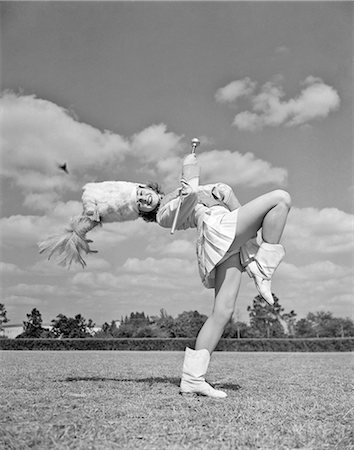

{"left": 1, "top": 351, "right": 353, "bottom": 449}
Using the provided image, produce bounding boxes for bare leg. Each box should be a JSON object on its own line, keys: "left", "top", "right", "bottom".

{"left": 192, "top": 191, "right": 290, "bottom": 353}
{"left": 231, "top": 189, "right": 291, "bottom": 305}
{"left": 195, "top": 253, "right": 242, "bottom": 354}
{"left": 229, "top": 189, "right": 291, "bottom": 252}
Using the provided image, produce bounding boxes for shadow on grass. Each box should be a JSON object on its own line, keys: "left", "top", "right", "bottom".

{"left": 61, "top": 376, "right": 242, "bottom": 391}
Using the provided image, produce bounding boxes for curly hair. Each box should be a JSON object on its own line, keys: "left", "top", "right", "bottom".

{"left": 138, "top": 182, "right": 164, "bottom": 223}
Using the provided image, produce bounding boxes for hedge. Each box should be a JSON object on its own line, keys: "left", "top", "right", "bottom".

{"left": 1, "top": 338, "right": 353, "bottom": 351}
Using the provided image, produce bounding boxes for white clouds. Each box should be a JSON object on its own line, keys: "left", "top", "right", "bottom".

{"left": 0, "top": 215, "right": 48, "bottom": 247}
{"left": 286, "top": 77, "right": 340, "bottom": 126}
{"left": 83, "top": 257, "right": 112, "bottom": 271}
{"left": 123, "top": 256, "right": 195, "bottom": 278}
{"left": 23, "top": 192, "right": 61, "bottom": 212}
{"left": 215, "top": 76, "right": 340, "bottom": 130}
{"left": 0, "top": 92, "right": 189, "bottom": 211}
{"left": 129, "top": 124, "right": 185, "bottom": 191}
{"left": 1, "top": 91, "right": 352, "bottom": 324}
{"left": 284, "top": 207, "right": 354, "bottom": 254}
{"left": 276, "top": 260, "right": 353, "bottom": 318}
{"left": 8, "top": 283, "right": 58, "bottom": 296}
{"left": 89, "top": 220, "right": 159, "bottom": 251}
{"left": 131, "top": 124, "right": 184, "bottom": 164}
{"left": 158, "top": 239, "right": 195, "bottom": 257}
{"left": 215, "top": 78, "right": 256, "bottom": 104}
{"left": 71, "top": 255, "right": 198, "bottom": 294}
{"left": 0, "top": 91, "right": 291, "bottom": 218}
{"left": 134, "top": 140, "right": 289, "bottom": 190}
{"left": 272, "top": 206, "right": 354, "bottom": 317}
{"left": 0, "top": 211, "right": 79, "bottom": 250}
{"left": 0, "top": 91, "right": 129, "bottom": 182}
{"left": 0, "top": 262, "right": 24, "bottom": 275}
{"left": 279, "top": 260, "right": 352, "bottom": 282}
{"left": 4, "top": 295, "right": 45, "bottom": 307}
{"left": 0, "top": 91, "right": 130, "bottom": 214}
{"left": 0, "top": 204, "right": 147, "bottom": 254}
{"left": 198, "top": 150, "right": 287, "bottom": 187}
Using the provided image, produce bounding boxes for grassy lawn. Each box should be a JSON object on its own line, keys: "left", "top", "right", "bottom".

{"left": 1, "top": 351, "right": 353, "bottom": 449}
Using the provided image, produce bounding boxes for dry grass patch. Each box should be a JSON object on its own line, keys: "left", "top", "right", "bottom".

{"left": 1, "top": 351, "right": 353, "bottom": 449}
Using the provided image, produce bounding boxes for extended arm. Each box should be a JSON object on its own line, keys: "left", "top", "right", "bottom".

{"left": 157, "top": 153, "right": 200, "bottom": 230}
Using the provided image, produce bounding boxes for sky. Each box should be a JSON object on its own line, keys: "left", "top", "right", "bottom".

{"left": 0, "top": 1, "right": 353, "bottom": 327}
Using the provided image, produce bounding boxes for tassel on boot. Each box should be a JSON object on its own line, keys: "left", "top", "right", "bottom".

{"left": 180, "top": 347, "right": 227, "bottom": 398}
{"left": 244, "top": 242, "right": 285, "bottom": 305}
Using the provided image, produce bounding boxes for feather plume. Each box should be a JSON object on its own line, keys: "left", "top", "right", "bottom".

{"left": 38, "top": 216, "right": 99, "bottom": 269}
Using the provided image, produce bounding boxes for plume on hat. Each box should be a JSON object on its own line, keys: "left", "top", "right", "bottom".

{"left": 38, "top": 181, "right": 140, "bottom": 269}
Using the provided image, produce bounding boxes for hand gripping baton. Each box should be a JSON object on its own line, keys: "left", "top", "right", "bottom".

{"left": 170, "top": 138, "right": 200, "bottom": 235}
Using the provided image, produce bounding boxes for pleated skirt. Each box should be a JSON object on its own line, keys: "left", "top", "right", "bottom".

{"left": 196, "top": 208, "right": 240, "bottom": 289}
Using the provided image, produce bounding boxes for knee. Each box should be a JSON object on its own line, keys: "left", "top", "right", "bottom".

{"left": 273, "top": 189, "right": 291, "bottom": 210}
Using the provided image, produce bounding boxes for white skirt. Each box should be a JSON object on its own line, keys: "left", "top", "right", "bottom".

{"left": 196, "top": 207, "right": 240, "bottom": 289}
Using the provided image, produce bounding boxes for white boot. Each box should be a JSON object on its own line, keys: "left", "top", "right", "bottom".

{"left": 180, "top": 347, "right": 227, "bottom": 398}
{"left": 240, "top": 237, "right": 259, "bottom": 267}
{"left": 244, "top": 242, "right": 285, "bottom": 306}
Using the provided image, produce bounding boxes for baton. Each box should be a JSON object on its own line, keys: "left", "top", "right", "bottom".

{"left": 170, "top": 138, "right": 200, "bottom": 235}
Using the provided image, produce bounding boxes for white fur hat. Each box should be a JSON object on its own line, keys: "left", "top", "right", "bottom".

{"left": 38, "top": 181, "right": 142, "bottom": 268}
{"left": 82, "top": 181, "right": 140, "bottom": 223}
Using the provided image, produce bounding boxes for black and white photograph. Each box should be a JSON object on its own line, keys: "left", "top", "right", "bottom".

{"left": 1, "top": 1, "right": 353, "bottom": 448}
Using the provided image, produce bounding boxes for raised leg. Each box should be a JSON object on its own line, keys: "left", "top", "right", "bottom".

{"left": 232, "top": 189, "right": 291, "bottom": 305}
{"left": 230, "top": 189, "right": 291, "bottom": 250}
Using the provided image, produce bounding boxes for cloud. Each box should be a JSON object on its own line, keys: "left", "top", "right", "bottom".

{"left": 198, "top": 150, "right": 287, "bottom": 187}
{"left": 123, "top": 256, "right": 196, "bottom": 278}
{"left": 130, "top": 124, "right": 184, "bottom": 164}
{"left": 0, "top": 262, "right": 25, "bottom": 275}
{"left": 88, "top": 220, "right": 160, "bottom": 251}
{"left": 279, "top": 260, "right": 352, "bottom": 282}
{"left": 7, "top": 283, "right": 58, "bottom": 296}
{"left": 156, "top": 149, "right": 288, "bottom": 190}
{"left": 0, "top": 92, "right": 130, "bottom": 187}
{"left": 0, "top": 202, "right": 83, "bottom": 250}
{"left": 150, "top": 239, "right": 196, "bottom": 258}
{"left": 69, "top": 265, "right": 205, "bottom": 322}
{"left": 4, "top": 295, "right": 45, "bottom": 307}
{"left": 23, "top": 192, "right": 62, "bottom": 212}
{"left": 82, "top": 257, "right": 112, "bottom": 271}
{"left": 129, "top": 124, "right": 186, "bottom": 189}
{"left": 71, "top": 255, "right": 199, "bottom": 294}
{"left": 286, "top": 76, "right": 341, "bottom": 126}
{"left": 215, "top": 76, "right": 340, "bottom": 130}
{"left": 0, "top": 203, "right": 151, "bottom": 254}
{"left": 276, "top": 260, "right": 353, "bottom": 318}
{"left": 72, "top": 270, "right": 177, "bottom": 291}
{"left": 284, "top": 207, "right": 354, "bottom": 255}
{"left": 29, "top": 259, "right": 77, "bottom": 276}
{"left": 215, "top": 78, "right": 257, "bottom": 104}
{"left": 0, "top": 92, "right": 188, "bottom": 211}
{"left": 0, "top": 215, "right": 50, "bottom": 248}
{"left": 1, "top": 91, "right": 291, "bottom": 220}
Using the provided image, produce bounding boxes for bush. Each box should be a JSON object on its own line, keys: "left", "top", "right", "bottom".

{"left": 0, "top": 337, "right": 353, "bottom": 351}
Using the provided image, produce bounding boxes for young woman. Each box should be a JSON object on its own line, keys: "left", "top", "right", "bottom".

{"left": 152, "top": 153, "right": 291, "bottom": 398}
{"left": 39, "top": 155, "right": 290, "bottom": 399}
{"left": 38, "top": 181, "right": 164, "bottom": 268}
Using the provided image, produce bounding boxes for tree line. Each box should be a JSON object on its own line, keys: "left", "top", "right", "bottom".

{"left": 1, "top": 297, "right": 353, "bottom": 340}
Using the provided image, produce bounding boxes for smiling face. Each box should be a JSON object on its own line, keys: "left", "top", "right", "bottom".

{"left": 136, "top": 186, "right": 161, "bottom": 213}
